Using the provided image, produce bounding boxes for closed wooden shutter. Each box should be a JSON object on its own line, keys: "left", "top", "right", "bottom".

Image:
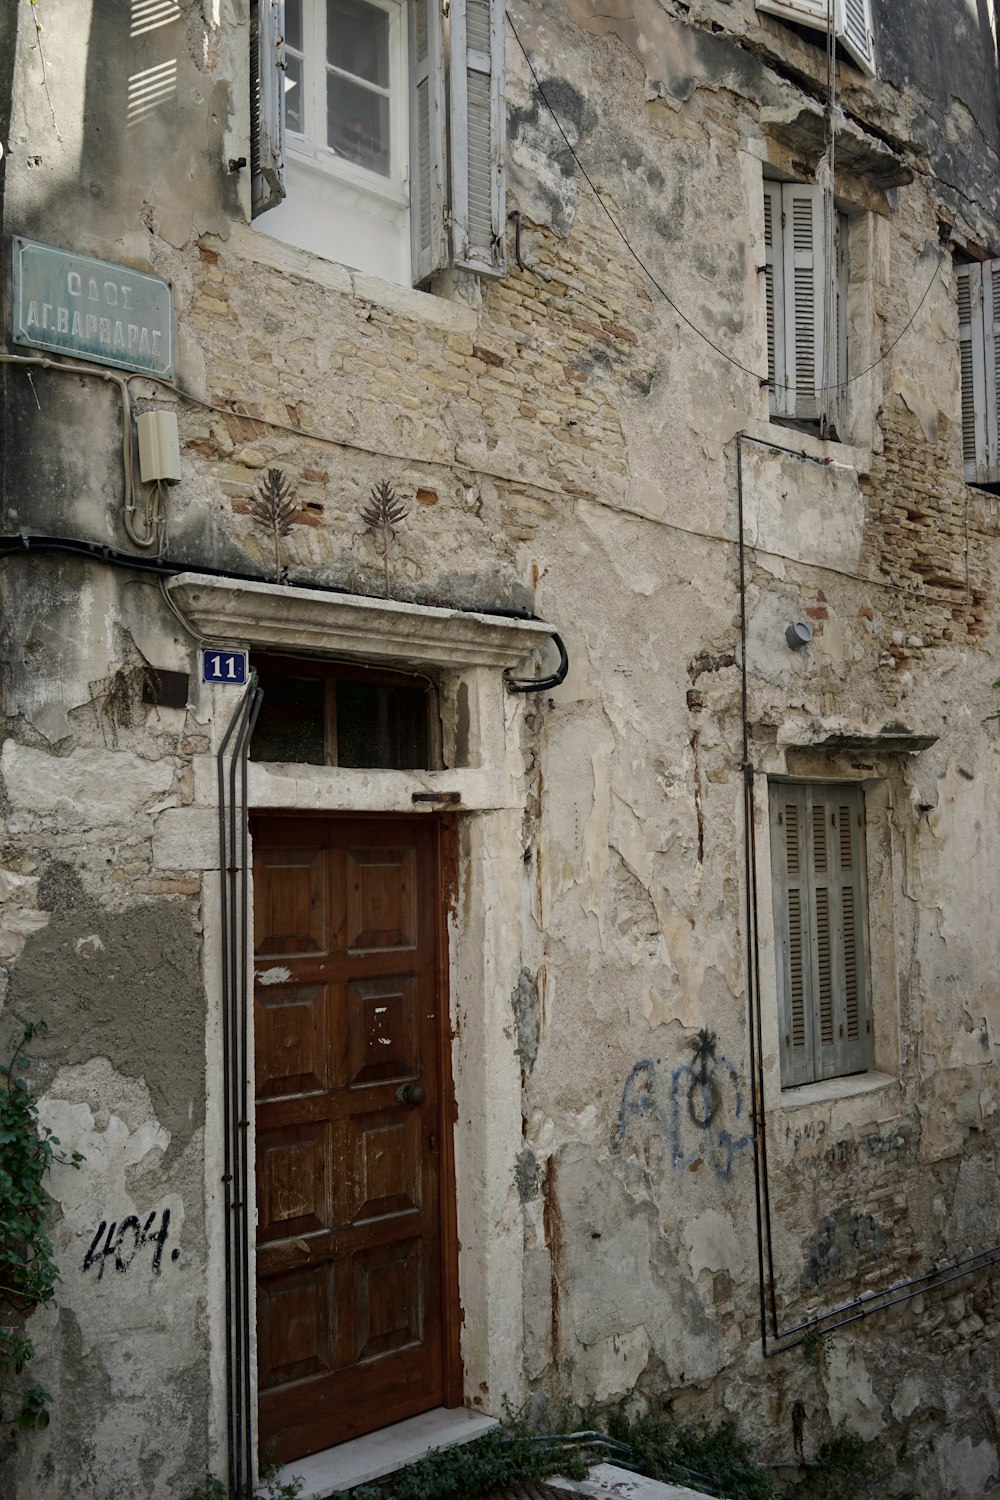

{"left": 772, "top": 786, "right": 813, "bottom": 1087}
{"left": 781, "top": 185, "right": 826, "bottom": 423}
{"left": 448, "top": 0, "right": 506, "bottom": 278}
{"left": 957, "top": 258, "right": 1000, "bottom": 485}
{"left": 958, "top": 263, "right": 984, "bottom": 481}
{"left": 986, "top": 259, "right": 1000, "bottom": 481}
{"left": 251, "top": 0, "right": 286, "bottom": 217}
{"left": 771, "top": 783, "right": 871, "bottom": 1087}
{"left": 409, "top": 0, "right": 448, "bottom": 284}
{"left": 837, "top": 0, "right": 876, "bottom": 78}
{"left": 763, "top": 181, "right": 787, "bottom": 416}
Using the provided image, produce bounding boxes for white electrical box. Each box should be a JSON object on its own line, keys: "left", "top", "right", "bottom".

{"left": 136, "top": 409, "right": 181, "bottom": 484}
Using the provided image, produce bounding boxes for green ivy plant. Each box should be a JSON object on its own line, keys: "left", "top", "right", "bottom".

{"left": 336, "top": 1415, "right": 588, "bottom": 1499}
{"left": 0, "top": 1021, "right": 82, "bottom": 1433}
{"left": 784, "top": 1428, "right": 893, "bottom": 1500}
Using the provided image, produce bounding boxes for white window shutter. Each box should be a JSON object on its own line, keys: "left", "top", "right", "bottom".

{"left": 251, "top": 0, "right": 286, "bottom": 217}
{"left": 781, "top": 184, "right": 826, "bottom": 422}
{"left": 958, "top": 263, "right": 990, "bottom": 483}
{"left": 756, "top": 0, "right": 833, "bottom": 29}
{"left": 836, "top": 0, "right": 876, "bottom": 77}
{"left": 771, "top": 787, "right": 814, "bottom": 1089}
{"left": 827, "top": 790, "right": 870, "bottom": 1079}
{"left": 771, "top": 784, "right": 871, "bottom": 1088}
{"left": 757, "top": 0, "right": 876, "bottom": 77}
{"left": 763, "top": 181, "right": 788, "bottom": 416}
{"left": 448, "top": 0, "right": 507, "bottom": 278}
{"left": 984, "top": 259, "right": 1000, "bottom": 483}
{"left": 409, "top": 0, "right": 448, "bottom": 284}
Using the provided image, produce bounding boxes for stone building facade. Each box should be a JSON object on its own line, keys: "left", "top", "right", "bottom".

{"left": 2, "top": 1, "right": 1000, "bottom": 1497}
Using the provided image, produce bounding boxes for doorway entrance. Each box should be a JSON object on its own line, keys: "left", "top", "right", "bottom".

{"left": 251, "top": 814, "right": 460, "bottom": 1464}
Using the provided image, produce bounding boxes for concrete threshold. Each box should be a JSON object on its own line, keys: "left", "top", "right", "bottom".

{"left": 274, "top": 1407, "right": 499, "bottom": 1498}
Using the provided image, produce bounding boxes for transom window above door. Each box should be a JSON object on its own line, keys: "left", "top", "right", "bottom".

{"left": 250, "top": 655, "right": 437, "bottom": 770}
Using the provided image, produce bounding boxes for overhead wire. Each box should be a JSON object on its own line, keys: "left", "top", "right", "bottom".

{"left": 819, "top": 0, "right": 837, "bottom": 437}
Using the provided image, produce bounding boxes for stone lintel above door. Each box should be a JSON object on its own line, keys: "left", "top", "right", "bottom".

{"left": 166, "top": 573, "right": 555, "bottom": 673}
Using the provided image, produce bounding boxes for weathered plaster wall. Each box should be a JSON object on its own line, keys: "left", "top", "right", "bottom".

{"left": 3, "top": 1, "right": 1000, "bottom": 1498}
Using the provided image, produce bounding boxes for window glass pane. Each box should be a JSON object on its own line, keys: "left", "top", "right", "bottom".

{"left": 327, "top": 73, "right": 390, "bottom": 174}
{"left": 336, "top": 680, "right": 429, "bottom": 769}
{"left": 251, "top": 676, "right": 326, "bottom": 764}
{"left": 285, "top": 0, "right": 303, "bottom": 53}
{"left": 284, "top": 55, "right": 304, "bottom": 134}
{"left": 383, "top": 686, "right": 430, "bottom": 769}
{"left": 327, "top": 0, "right": 390, "bottom": 87}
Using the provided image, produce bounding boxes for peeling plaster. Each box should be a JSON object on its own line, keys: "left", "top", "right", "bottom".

{"left": 822, "top": 1342, "right": 885, "bottom": 1441}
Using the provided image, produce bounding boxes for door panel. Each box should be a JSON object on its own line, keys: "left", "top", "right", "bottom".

{"left": 252, "top": 815, "right": 454, "bottom": 1464}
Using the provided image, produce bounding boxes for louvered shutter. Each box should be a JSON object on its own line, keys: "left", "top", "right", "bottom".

{"left": 957, "top": 259, "right": 1000, "bottom": 485}
{"left": 781, "top": 185, "right": 826, "bottom": 423}
{"left": 771, "top": 786, "right": 814, "bottom": 1088}
{"left": 827, "top": 788, "right": 870, "bottom": 1078}
{"left": 984, "top": 259, "right": 1000, "bottom": 483}
{"left": 756, "top": 0, "right": 830, "bottom": 23}
{"left": 957, "top": 264, "right": 984, "bottom": 481}
{"left": 409, "top": 0, "right": 448, "bottom": 284}
{"left": 771, "top": 784, "right": 871, "bottom": 1087}
{"left": 251, "top": 0, "right": 286, "bottom": 217}
{"left": 837, "top": 0, "right": 876, "bottom": 78}
{"left": 763, "top": 181, "right": 788, "bottom": 417}
{"left": 448, "top": 0, "right": 506, "bottom": 277}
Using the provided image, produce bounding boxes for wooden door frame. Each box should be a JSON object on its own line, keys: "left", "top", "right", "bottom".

{"left": 249, "top": 807, "right": 464, "bottom": 1441}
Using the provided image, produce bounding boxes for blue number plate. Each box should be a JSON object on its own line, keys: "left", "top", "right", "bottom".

{"left": 201, "top": 649, "right": 248, "bottom": 685}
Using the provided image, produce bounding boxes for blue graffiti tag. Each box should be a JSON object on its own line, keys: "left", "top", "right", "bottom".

{"left": 613, "top": 1032, "right": 751, "bottom": 1182}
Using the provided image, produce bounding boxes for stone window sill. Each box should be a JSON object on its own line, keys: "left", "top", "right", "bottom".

{"left": 779, "top": 1070, "right": 899, "bottom": 1111}
{"left": 224, "top": 223, "right": 478, "bottom": 334}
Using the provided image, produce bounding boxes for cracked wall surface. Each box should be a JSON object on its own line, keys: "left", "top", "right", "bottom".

{"left": 3, "top": 0, "right": 1000, "bottom": 1496}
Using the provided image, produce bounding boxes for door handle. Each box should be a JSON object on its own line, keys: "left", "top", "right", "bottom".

{"left": 395, "top": 1082, "right": 426, "bottom": 1106}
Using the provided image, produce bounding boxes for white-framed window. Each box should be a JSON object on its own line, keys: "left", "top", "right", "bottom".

{"left": 284, "top": 0, "right": 405, "bottom": 189}
{"left": 250, "top": 0, "right": 506, "bottom": 290}
{"left": 769, "top": 782, "right": 873, "bottom": 1089}
{"left": 755, "top": 0, "right": 876, "bottom": 77}
{"left": 763, "top": 180, "right": 848, "bottom": 436}
{"left": 957, "top": 257, "right": 1000, "bottom": 488}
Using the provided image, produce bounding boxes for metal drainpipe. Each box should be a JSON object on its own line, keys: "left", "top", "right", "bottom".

{"left": 736, "top": 433, "right": 779, "bottom": 1350}
{"left": 217, "top": 673, "right": 263, "bottom": 1496}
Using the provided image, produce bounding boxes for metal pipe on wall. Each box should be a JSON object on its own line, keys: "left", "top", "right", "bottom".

{"left": 217, "top": 673, "right": 262, "bottom": 1496}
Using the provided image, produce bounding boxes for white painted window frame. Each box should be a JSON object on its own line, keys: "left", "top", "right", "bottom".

{"left": 284, "top": 0, "right": 410, "bottom": 212}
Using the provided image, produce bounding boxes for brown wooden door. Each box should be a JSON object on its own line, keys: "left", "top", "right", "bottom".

{"left": 252, "top": 815, "right": 457, "bottom": 1464}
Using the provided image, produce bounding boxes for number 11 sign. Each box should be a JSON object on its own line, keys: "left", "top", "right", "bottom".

{"left": 201, "top": 648, "right": 248, "bottom": 686}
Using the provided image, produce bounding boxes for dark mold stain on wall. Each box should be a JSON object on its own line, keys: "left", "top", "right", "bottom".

{"left": 7, "top": 862, "right": 205, "bottom": 1157}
